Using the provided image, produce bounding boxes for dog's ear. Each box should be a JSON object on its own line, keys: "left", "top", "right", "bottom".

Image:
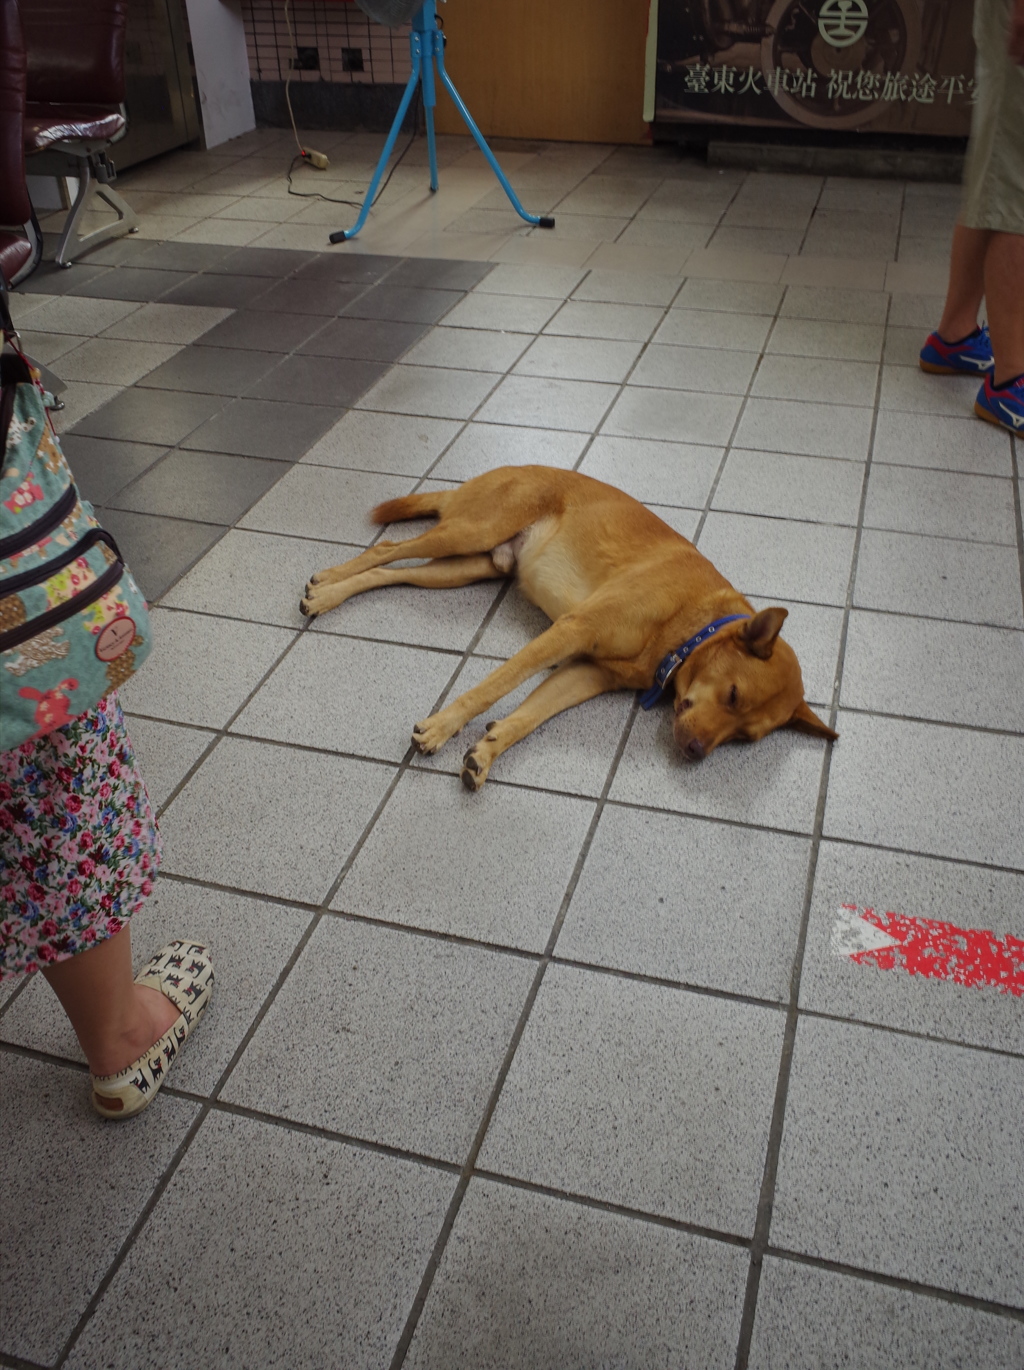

{"left": 739, "top": 607, "right": 788, "bottom": 660}
{"left": 787, "top": 700, "right": 838, "bottom": 740}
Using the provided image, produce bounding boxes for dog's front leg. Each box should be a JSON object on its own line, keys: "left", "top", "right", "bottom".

{"left": 412, "top": 616, "right": 588, "bottom": 756}
{"left": 460, "top": 660, "right": 611, "bottom": 790}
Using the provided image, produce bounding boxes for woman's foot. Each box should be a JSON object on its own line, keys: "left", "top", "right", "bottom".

{"left": 85, "top": 982, "right": 181, "bottom": 1077}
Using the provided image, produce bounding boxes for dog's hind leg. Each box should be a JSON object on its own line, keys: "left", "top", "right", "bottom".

{"left": 300, "top": 555, "right": 504, "bottom": 618}
{"left": 412, "top": 613, "right": 591, "bottom": 755}
{"left": 459, "top": 661, "right": 611, "bottom": 791}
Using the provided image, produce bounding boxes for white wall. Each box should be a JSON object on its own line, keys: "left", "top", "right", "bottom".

{"left": 184, "top": 0, "right": 256, "bottom": 147}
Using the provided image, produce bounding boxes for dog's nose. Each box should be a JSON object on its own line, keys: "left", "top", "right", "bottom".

{"left": 684, "top": 737, "right": 706, "bottom": 761}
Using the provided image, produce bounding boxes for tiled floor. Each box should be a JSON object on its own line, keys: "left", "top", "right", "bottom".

{"left": 2, "top": 130, "right": 1024, "bottom": 1370}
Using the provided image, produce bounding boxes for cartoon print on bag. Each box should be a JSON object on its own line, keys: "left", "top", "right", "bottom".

{"left": 3, "top": 474, "right": 45, "bottom": 515}
{"left": 37, "top": 427, "right": 64, "bottom": 475}
{"left": 3, "top": 625, "right": 71, "bottom": 677}
{"left": 44, "top": 557, "right": 98, "bottom": 610}
{"left": 3, "top": 411, "right": 37, "bottom": 452}
{"left": 0, "top": 592, "right": 26, "bottom": 633}
{"left": 19, "top": 677, "right": 79, "bottom": 735}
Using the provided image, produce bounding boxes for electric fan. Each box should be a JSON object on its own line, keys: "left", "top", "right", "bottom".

{"left": 329, "top": 0, "right": 554, "bottom": 242}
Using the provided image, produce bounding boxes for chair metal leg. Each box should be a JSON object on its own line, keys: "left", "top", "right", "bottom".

{"left": 53, "top": 150, "right": 139, "bottom": 267}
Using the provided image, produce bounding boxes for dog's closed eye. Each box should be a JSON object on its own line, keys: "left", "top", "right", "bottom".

{"left": 728, "top": 684, "right": 739, "bottom": 708}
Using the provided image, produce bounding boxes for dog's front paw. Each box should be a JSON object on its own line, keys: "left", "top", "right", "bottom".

{"left": 459, "top": 729, "right": 500, "bottom": 791}
{"left": 411, "top": 710, "right": 459, "bottom": 755}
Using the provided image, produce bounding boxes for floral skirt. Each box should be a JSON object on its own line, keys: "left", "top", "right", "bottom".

{"left": 0, "top": 694, "right": 161, "bottom": 980}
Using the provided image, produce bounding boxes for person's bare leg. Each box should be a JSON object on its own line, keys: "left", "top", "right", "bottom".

{"left": 41, "top": 926, "right": 179, "bottom": 1076}
{"left": 984, "top": 231, "right": 1024, "bottom": 385}
{"left": 937, "top": 223, "right": 991, "bottom": 341}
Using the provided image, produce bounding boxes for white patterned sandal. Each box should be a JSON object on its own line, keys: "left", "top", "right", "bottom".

{"left": 91, "top": 941, "right": 214, "bottom": 1120}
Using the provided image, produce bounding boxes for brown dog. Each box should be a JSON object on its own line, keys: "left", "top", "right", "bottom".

{"left": 300, "top": 465, "right": 836, "bottom": 790}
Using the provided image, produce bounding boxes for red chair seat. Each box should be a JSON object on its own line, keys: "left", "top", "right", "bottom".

{"left": 24, "top": 103, "right": 124, "bottom": 152}
{"left": 0, "top": 232, "right": 34, "bottom": 285}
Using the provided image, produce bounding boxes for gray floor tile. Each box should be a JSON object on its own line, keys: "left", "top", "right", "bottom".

{"left": 72, "top": 386, "right": 225, "bottom": 445}
{"left": 21, "top": 260, "right": 113, "bottom": 296}
{"left": 654, "top": 309, "right": 772, "bottom": 351}
{"left": 697, "top": 511, "right": 857, "bottom": 606}
{"left": 431, "top": 422, "right": 586, "bottom": 480}
{"left": 572, "top": 267, "right": 683, "bottom": 306}
{"left": 602, "top": 387, "right": 742, "bottom": 446}
{"left": 477, "top": 374, "right": 618, "bottom": 432}
{"left": 578, "top": 434, "right": 720, "bottom": 507}
{"left": 98, "top": 300, "right": 233, "bottom": 345}
{"left": 247, "top": 276, "right": 363, "bottom": 315}
{"left": 542, "top": 300, "right": 664, "bottom": 342}
{"left": 342, "top": 283, "right": 462, "bottom": 324}
{"left": 223, "top": 918, "right": 532, "bottom": 1159}
{"left": 711, "top": 226, "right": 805, "bottom": 255}
{"left": 303, "top": 409, "right": 461, "bottom": 475}
{"left": 160, "top": 737, "right": 395, "bottom": 904}
{"left": 138, "top": 343, "right": 280, "bottom": 396}
{"left": 214, "top": 245, "right": 318, "bottom": 277}
{"left": 842, "top": 611, "right": 1024, "bottom": 731}
{"left": 879, "top": 365, "right": 981, "bottom": 416}
{"left": 70, "top": 265, "right": 195, "bottom": 302}
{"left": 406, "top": 325, "right": 531, "bottom": 373}
{"left": 54, "top": 336, "right": 183, "bottom": 387}
{"left": 63, "top": 1111, "right": 456, "bottom": 1370}
{"left": 675, "top": 278, "right": 783, "bottom": 314}
{"left": 886, "top": 291, "right": 946, "bottom": 328}
{"left": 134, "top": 240, "right": 235, "bottom": 272}
{"left": 162, "top": 528, "right": 358, "bottom": 627}
{"left": 748, "top": 1257, "right": 1024, "bottom": 1370}
{"left": 0, "top": 882, "right": 313, "bottom": 1095}
{"left": 196, "top": 307, "right": 328, "bottom": 352}
{"left": 513, "top": 334, "right": 642, "bottom": 383}
{"left": 249, "top": 353, "right": 389, "bottom": 407}
{"left": 766, "top": 318, "right": 884, "bottom": 361}
{"left": 11, "top": 292, "right": 140, "bottom": 336}
{"left": 333, "top": 769, "right": 594, "bottom": 950}
{"left": 884, "top": 323, "right": 928, "bottom": 366}
{"left": 0, "top": 1054, "right": 198, "bottom": 1367}
{"left": 733, "top": 398, "right": 874, "bottom": 460}
{"left": 297, "top": 314, "right": 429, "bottom": 361}
{"left": 235, "top": 633, "right": 460, "bottom": 762}
{"left": 872, "top": 410, "right": 1012, "bottom": 476}
{"left": 159, "top": 272, "right": 274, "bottom": 309}
{"left": 180, "top": 396, "right": 344, "bottom": 459}
{"left": 478, "top": 965, "right": 784, "bottom": 1234}
{"left": 751, "top": 355, "right": 879, "bottom": 407}
{"left": 110, "top": 449, "right": 285, "bottom": 524}
{"left": 472, "top": 588, "right": 562, "bottom": 660}
{"left": 712, "top": 450, "right": 865, "bottom": 525}
{"left": 405, "top": 1179, "right": 749, "bottom": 1370}
{"left": 799, "top": 842, "right": 1024, "bottom": 1054}
{"left": 293, "top": 250, "right": 398, "bottom": 283}
{"left": 630, "top": 343, "right": 758, "bottom": 394}
{"left": 854, "top": 530, "right": 1024, "bottom": 628}
{"left": 864, "top": 465, "right": 1016, "bottom": 544}
{"left": 354, "top": 364, "right": 499, "bottom": 420}
{"left": 779, "top": 285, "right": 889, "bottom": 324}
{"left": 387, "top": 256, "right": 493, "bottom": 291}
{"left": 239, "top": 464, "right": 414, "bottom": 541}
{"left": 94, "top": 507, "right": 227, "bottom": 601}
{"left": 413, "top": 656, "right": 634, "bottom": 797}
{"left": 824, "top": 711, "right": 1024, "bottom": 867}
{"left": 15, "top": 327, "right": 87, "bottom": 365}
{"left": 60, "top": 434, "right": 168, "bottom": 505}
{"left": 118, "top": 608, "right": 294, "bottom": 728}
{"left": 123, "top": 715, "right": 216, "bottom": 808}
{"left": 609, "top": 705, "right": 829, "bottom": 834}
{"left": 558, "top": 805, "right": 811, "bottom": 1000}
{"left": 771, "top": 1016, "right": 1024, "bottom": 1306}
{"left": 473, "top": 263, "right": 587, "bottom": 298}
{"left": 442, "top": 292, "right": 562, "bottom": 333}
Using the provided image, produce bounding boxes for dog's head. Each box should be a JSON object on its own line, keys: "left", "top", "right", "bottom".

{"left": 671, "top": 607, "right": 836, "bottom": 761}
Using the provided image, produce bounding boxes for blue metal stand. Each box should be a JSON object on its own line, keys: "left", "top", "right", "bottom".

{"left": 329, "top": 1, "right": 554, "bottom": 243}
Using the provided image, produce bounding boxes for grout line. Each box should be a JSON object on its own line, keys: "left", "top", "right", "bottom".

{"left": 385, "top": 697, "right": 642, "bottom": 1369}
{"left": 733, "top": 291, "right": 892, "bottom": 1370}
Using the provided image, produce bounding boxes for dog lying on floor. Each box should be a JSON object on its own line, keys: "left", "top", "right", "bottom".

{"left": 300, "top": 465, "right": 837, "bottom": 790}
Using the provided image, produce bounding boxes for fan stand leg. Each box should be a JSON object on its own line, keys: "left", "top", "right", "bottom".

{"left": 329, "top": 0, "right": 552, "bottom": 243}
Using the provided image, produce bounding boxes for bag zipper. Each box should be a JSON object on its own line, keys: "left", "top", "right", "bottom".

{"left": 0, "top": 482, "right": 79, "bottom": 560}
{"left": 0, "top": 526, "right": 120, "bottom": 597}
{"left": 0, "top": 556, "right": 126, "bottom": 653}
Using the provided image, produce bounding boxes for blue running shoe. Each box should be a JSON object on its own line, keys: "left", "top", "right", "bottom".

{"left": 974, "top": 373, "right": 1024, "bottom": 432}
{"left": 919, "top": 324, "right": 993, "bottom": 375}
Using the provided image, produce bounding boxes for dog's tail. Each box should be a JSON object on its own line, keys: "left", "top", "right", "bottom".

{"left": 370, "top": 490, "right": 452, "bottom": 526}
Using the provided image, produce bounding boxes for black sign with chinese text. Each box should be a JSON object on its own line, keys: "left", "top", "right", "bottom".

{"left": 656, "top": 0, "right": 974, "bottom": 135}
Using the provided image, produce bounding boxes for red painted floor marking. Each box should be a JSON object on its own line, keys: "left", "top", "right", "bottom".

{"left": 835, "top": 904, "right": 1024, "bottom": 996}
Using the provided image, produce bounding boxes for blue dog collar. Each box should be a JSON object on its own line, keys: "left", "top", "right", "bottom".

{"left": 638, "top": 615, "right": 750, "bottom": 710}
